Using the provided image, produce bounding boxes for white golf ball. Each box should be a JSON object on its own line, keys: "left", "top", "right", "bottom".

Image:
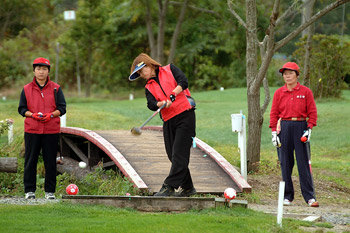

{"left": 79, "top": 161, "right": 87, "bottom": 169}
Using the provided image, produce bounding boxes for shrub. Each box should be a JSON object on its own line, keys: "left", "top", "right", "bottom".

{"left": 294, "top": 34, "right": 350, "bottom": 98}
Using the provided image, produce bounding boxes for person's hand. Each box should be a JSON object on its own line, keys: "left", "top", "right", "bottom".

{"left": 31, "top": 112, "right": 43, "bottom": 121}
{"left": 301, "top": 128, "right": 312, "bottom": 142}
{"left": 41, "top": 113, "right": 54, "bottom": 122}
{"left": 272, "top": 131, "right": 281, "bottom": 147}
{"left": 159, "top": 100, "right": 172, "bottom": 108}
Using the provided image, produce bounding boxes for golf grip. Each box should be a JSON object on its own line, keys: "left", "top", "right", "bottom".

{"left": 139, "top": 103, "right": 167, "bottom": 128}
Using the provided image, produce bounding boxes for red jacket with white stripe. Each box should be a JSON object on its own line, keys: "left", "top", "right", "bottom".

{"left": 145, "top": 65, "right": 192, "bottom": 122}
{"left": 23, "top": 77, "right": 61, "bottom": 134}
{"left": 269, "top": 82, "right": 317, "bottom": 131}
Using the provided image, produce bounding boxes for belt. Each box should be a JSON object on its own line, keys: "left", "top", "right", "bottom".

{"left": 282, "top": 117, "right": 306, "bottom": 121}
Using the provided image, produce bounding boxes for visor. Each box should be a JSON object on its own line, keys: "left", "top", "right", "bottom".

{"left": 129, "top": 62, "right": 146, "bottom": 81}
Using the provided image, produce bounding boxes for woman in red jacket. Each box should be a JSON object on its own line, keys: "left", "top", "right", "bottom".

{"left": 18, "top": 57, "right": 66, "bottom": 200}
{"left": 129, "top": 53, "right": 196, "bottom": 197}
{"left": 269, "top": 62, "right": 318, "bottom": 207}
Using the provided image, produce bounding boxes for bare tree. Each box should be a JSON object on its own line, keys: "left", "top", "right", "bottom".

{"left": 144, "top": 0, "right": 219, "bottom": 64}
{"left": 228, "top": 0, "right": 350, "bottom": 171}
{"left": 302, "top": 0, "right": 316, "bottom": 87}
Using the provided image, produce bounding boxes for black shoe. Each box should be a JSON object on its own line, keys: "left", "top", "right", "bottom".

{"left": 154, "top": 183, "right": 175, "bottom": 196}
{"left": 176, "top": 187, "right": 197, "bottom": 197}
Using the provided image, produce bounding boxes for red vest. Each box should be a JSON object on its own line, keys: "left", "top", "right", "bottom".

{"left": 23, "top": 77, "right": 61, "bottom": 134}
{"left": 145, "top": 65, "right": 192, "bottom": 122}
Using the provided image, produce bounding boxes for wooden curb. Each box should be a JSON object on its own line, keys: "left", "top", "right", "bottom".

{"left": 62, "top": 195, "right": 248, "bottom": 212}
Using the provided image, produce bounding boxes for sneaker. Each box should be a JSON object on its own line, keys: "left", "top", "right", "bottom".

{"left": 308, "top": 198, "right": 319, "bottom": 207}
{"left": 45, "top": 192, "right": 56, "bottom": 200}
{"left": 154, "top": 183, "right": 175, "bottom": 197}
{"left": 283, "top": 199, "right": 291, "bottom": 206}
{"left": 25, "top": 192, "right": 35, "bottom": 199}
{"left": 176, "top": 187, "right": 197, "bottom": 197}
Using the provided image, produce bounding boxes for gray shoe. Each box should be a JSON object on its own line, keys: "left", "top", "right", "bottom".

{"left": 154, "top": 183, "right": 175, "bottom": 197}
{"left": 25, "top": 192, "right": 35, "bottom": 199}
{"left": 176, "top": 187, "right": 197, "bottom": 197}
{"left": 45, "top": 192, "right": 56, "bottom": 200}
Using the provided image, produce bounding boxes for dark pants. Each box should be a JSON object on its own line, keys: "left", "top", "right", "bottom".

{"left": 24, "top": 133, "right": 59, "bottom": 193}
{"left": 279, "top": 120, "right": 315, "bottom": 203}
{"left": 163, "top": 109, "right": 196, "bottom": 190}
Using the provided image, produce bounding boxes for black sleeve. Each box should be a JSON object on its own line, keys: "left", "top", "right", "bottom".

{"left": 145, "top": 88, "right": 158, "bottom": 111}
{"left": 18, "top": 89, "right": 28, "bottom": 117}
{"left": 170, "top": 64, "right": 188, "bottom": 90}
{"left": 56, "top": 87, "right": 67, "bottom": 116}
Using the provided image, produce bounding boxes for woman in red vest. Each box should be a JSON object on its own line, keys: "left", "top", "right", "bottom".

{"left": 18, "top": 57, "right": 66, "bottom": 200}
{"left": 129, "top": 53, "right": 196, "bottom": 197}
{"left": 269, "top": 62, "right": 318, "bottom": 207}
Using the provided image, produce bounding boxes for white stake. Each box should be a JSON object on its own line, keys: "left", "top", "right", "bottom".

{"left": 277, "top": 181, "right": 285, "bottom": 227}
{"left": 8, "top": 123, "right": 13, "bottom": 144}
{"left": 60, "top": 114, "right": 67, "bottom": 127}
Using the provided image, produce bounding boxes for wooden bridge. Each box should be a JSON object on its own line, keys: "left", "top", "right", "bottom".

{"left": 59, "top": 126, "right": 251, "bottom": 195}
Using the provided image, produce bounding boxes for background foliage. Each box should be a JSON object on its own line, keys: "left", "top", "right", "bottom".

{"left": 294, "top": 34, "right": 350, "bottom": 98}
{"left": 0, "top": 0, "right": 349, "bottom": 96}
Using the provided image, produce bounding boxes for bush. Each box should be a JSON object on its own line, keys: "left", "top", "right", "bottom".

{"left": 294, "top": 34, "right": 350, "bottom": 98}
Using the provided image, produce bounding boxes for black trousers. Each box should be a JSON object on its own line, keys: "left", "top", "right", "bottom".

{"left": 279, "top": 120, "right": 316, "bottom": 203}
{"left": 24, "top": 133, "right": 59, "bottom": 193}
{"left": 163, "top": 109, "right": 196, "bottom": 190}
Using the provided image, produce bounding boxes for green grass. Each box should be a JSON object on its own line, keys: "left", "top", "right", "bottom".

{"left": 1, "top": 88, "right": 350, "bottom": 191}
{"left": 0, "top": 203, "right": 310, "bottom": 233}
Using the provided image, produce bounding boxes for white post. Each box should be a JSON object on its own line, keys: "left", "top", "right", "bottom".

{"left": 129, "top": 93, "right": 134, "bottom": 101}
{"left": 231, "top": 111, "right": 247, "bottom": 181}
{"left": 240, "top": 113, "right": 247, "bottom": 181}
{"left": 60, "top": 114, "right": 66, "bottom": 127}
{"left": 277, "top": 181, "right": 285, "bottom": 227}
{"left": 8, "top": 123, "right": 13, "bottom": 144}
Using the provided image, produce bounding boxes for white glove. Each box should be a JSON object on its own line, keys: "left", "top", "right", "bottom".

{"left": 272, "top": 131, "right": 281, "bottom": 147}
{"left": 301, "top": 128, "right": 312, "bottom": 142}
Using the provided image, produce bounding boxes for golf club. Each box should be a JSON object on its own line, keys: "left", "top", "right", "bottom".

{"left": 131, "top": 103, "right": 167, "bottom": 135}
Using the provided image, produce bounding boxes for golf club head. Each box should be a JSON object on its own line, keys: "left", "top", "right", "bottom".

{"left": 131, "top": 127, "right": 142, "bottom": 136}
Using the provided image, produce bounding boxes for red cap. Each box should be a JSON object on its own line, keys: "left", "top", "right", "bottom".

{"left": 33, "top": 57, "right": 50, "bottom": 67}
{"left": 279, "top": 62, "right": 300, "bottom": 74}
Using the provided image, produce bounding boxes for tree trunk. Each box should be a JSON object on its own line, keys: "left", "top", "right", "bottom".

{"left": 246, "top": 92, "right": 263, "bottom": 171}
{"left": 156, "top": 0, "right": 169, "bottom": 64}
{"left": 245, "top": 0, "right": 260, "bottom": 171}
{"left": 145, "top": 0, "right": 157, "bottom": 58}
{"left": 302, "top": 0, "right": 316, "bottom": 87}
{"left": 56, "top": 157, "right": 91, "bottom": 180}
{"left": 167, "top": 0, "right": 189, "bottom": 64}
{"left": 0, "top": 157, "right": 17, "bottom": 173}
{"left": 85, "top": 42, "right": 93, "bottom": 97}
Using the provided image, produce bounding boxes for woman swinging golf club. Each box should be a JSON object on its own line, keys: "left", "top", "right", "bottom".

{"left": 129, "top": 53, "right": 196, "bottom": 197}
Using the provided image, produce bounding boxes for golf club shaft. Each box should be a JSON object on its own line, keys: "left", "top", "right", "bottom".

{"left": 139, "top": 103, "right": 166, "bottom": 129}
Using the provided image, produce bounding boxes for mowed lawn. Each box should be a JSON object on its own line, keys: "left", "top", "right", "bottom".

{"left": 0, "top": 203, "right": 315, "bottom": 233}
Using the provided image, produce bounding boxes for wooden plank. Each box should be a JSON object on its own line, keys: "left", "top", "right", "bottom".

{"left": 62, "top": 136, "right": 88, "bottom": 163}
{"left": 61, "top": 127, "right": 148, "bottom": 191}
{"left": 62, "top": 195, "right": 217, "bottom": 212}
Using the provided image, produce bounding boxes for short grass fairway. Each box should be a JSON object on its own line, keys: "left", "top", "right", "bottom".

{"left": 0, "top": 203, "right": 306, "bottom": 233}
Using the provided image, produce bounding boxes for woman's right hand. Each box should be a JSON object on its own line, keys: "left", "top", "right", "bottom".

{"left": 158, "top": 100, "right": 172, "bottom": 108}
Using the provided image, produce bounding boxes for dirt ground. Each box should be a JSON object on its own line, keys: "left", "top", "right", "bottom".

{"left": 246, "top": 174, "right": 350, "bottom": 232}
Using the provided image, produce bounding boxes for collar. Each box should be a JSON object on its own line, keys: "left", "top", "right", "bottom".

{"left": 282, "top": 82, "right": 300, "bottom": 92}
{"left": 32, "top": 76, "right": 49, "bottom": 89}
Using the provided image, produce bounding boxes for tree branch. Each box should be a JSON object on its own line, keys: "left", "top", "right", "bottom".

{"left": 169, "top": 1, "right": 221, "bottom": 18}
{"left": 227, "top": 0, "right": 248, "bottom": 31}
{"left": 276, "top": 0, "right": 302, "bottom": 26}
{"left": 275, "top": 0, "right": 350, "bottom": 52}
